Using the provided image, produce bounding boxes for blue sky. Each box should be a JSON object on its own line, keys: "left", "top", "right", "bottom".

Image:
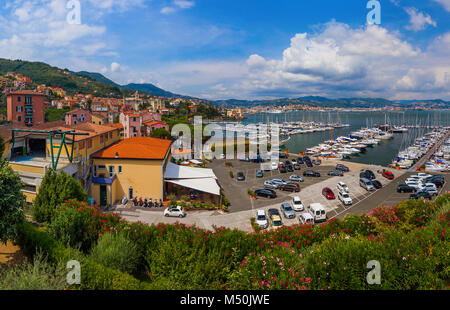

{"left": 0, "top": 0, "right": 450, "bottom": 100}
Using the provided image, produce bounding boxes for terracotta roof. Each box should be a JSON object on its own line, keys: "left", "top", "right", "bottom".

{"left": 143, "top": 120, "right": 167, "bottom": 126}
{"left": 105, "top": 123, "right": 124, "bottom": 129}
{"left": 91, "top": 137, "right": 172, "bottom": 160}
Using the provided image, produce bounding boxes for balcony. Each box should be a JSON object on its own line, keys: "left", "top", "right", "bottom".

{"left": 92, "top": 173, "right": 117, "bottom": 185}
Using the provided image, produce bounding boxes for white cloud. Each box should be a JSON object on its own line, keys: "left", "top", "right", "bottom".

{"left": 161, "top": 0, "right": 195, "bottom": 14}
{"left": 432, "top": 0, "right": 450, "bottom": 12}
{"left": 110, "top": 62, "right": 121, "bottom": 72}
{"left": 404, "top": 7, "right": 437, "bottom": 31}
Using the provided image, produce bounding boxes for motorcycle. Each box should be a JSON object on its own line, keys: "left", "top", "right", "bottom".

{"left": 132, "top": 197, "right": 138, "bottom": 206}
{"left": 148, "top": 198, "right": 153, "bottom": 208}
{"left": 121, "top": 195, "right": 128, "bottom": 205}
{"left": 138, "top": 197, "right": 143, "bottom": 207}
{"left": 143, "top": 199, "right": 148, "bottom": 208}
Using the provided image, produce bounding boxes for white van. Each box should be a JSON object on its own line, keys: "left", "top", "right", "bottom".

{"left": 307, "top": 203, "right": 327, "bottom": 223}
{"left": 360, "top": 178, "right": 375, "bottom": 191}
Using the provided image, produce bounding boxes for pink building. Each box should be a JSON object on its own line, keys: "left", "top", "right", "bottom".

{"left": 65, "top": 108, "right": 92, "bottom": 126}
{"left": 120, "top": 111, "right": 163, "bottom": 138}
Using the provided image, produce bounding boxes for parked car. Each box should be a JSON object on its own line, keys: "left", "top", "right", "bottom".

{"left": 272, "top": 178, "right": 288, "bottom": 186}
{"left": 256, "top": 170, "right": 264, "bottom": 178}
{"left": 237, "top": 172, "right": 245, "bottom": 181}
{"left": 397, "top": 184, "right": 416, "bottom": 193}
{"left": 328, "top": 170, "right": 344, "bottom": 176}
{"left": 264, "top": 180, "right": 279, "bottom": 190}
{"left": 418, "top": 183, "right": 438, "bottom": 196}
{"left": 280, "top": 202, "right": 296, "bottom": 219}
{"left": 279, "top": 166, "right": 287, "bottom": 173}
{"left": 240, "top": 157, "right": 250, "bottom": 162}
{"left": 298, "top": 213, "right": 314, "bottom": 225}
{"left": 255, "top": 189, "right": 277, "bottom": 198}
{"left": 279, "top": 153, "right": 288, "bottom": 159}
{"left": 271, "top": 215, "right": 283, "bottom": 229}
{"left": 336, "top": 164, "right": 349, "bottom": 172}
{"left": 164, "top": 206, "right": 186, "bottom": 218}
{"left": 271, "top": 162, "right": 279, "bottom": 170}
{"left": 303, "top": 170, "right": 320, "bottom": 177}
{"left": 360, "top": 170, "right": 376, "bottom": 180}
{"left": 371, "top": 180, "right": 382, "bottom": 189}
{"left": 382, "top": 170, "right": 395, "bottom": 180}
{"left": 297, "top": 157, "right": 304, "bottom": 164}
{"left": 312, "top": 159, "right": 321, "bottom": 165}
{"left": 424, "top": 175, "right": 444, "bottom": 188}
{"left": 337, "top": 181, "right": 349, "bottom": 193}
{"left": 285, "top": 160, "right": 292, "bottom": 166}
{"left": 255, "top": 209, "right": 268, "bottom": 229}
{"left": 413, "top": 172, "right": 433, "bottom": 181}
{"left": 268, "top": 208, "right": 281, "bottom": 219}
{"left": 410, "top": 191, "right": 432, "bottom": 200}
{"left": 360, "top": 177, "right": 375, "bottom": 191}
{"left": 293, "top": 164, "right": 301, "bottom": 170}
{"left": 305, "top": 161, "right": 313, "bottom": 168}
{"left": 307, "top": 203, "right": 327, "bottom": 223}
{"left": 279, "top": 182, "right": 300, "bottom": 192}
{"left": 338, "top": 191, "right": 352, "bottom": 205}
{"left": 286, "top": 165, "right": 294, "bottom": 172}
{"left": 292, "top": 196, "right": 304, "bottom": 211}
{"left": 278, "top": 162, "right": 285, "bottom": 168}
{"left": 322, "top": 187, "right": 335, "bottom": 200}
{"left": 405, "top": 179, "right": 422, "bottom": 189}
{"left": 289, "top": 174, "right": 304, "bottom": 182}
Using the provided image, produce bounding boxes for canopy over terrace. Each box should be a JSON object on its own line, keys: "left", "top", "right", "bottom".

{"left": 164, "top": 162, "right": 220, "bottom": 196}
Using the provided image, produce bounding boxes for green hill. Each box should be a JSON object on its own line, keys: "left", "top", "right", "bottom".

{"left": 0, "top": 58, "right": 124, "bottom": 97}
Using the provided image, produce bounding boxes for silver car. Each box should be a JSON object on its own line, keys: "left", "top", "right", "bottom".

{"left": 280, "top": 202, "right": 296, "bottom": 219}
{"left": 264, "top": 180, "right": 279, "bottom": 189}
{"left": 272, "top": 178, "right": 288, "bottom": 186}
{"left": 289, "top": 174, "right": 304, "bottom": 182}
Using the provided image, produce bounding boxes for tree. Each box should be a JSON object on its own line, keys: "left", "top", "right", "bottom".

{"left": 32, "top": 169, "right": 88, "bottom": 223}
{"left": 150, "top": 128, "right": 172, "bottom": 140}
{"left": 0, "top": 159, "right": 25, "bottom": 244}
{"left": 0, "top": 136, "right": 4, "bottom": 157}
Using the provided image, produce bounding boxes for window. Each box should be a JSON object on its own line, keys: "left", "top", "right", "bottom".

{"left": 128, "top": 187, "right": 133, "bottom": 199}
{"left": 18, "top": 116, "right": 21, "bottom": 121}
{"left": 109, "top": 132, "right": 112, "bottom": 139}
{"left": 87, "top": 139, "right": 93, "bottom": 149}
{"left": 79, "top": 141, "right": 85, "bottom": 149}
{"left": 17, "top": 96, "right": 21, "bottom": 102}
{"left": 97, "top": 165, "right": 106, "bottom": 170}
{"left": 108, "top": 166, "right": 115, "bottom": 177}
{"left": 118, "top": 166, "right": 122, "bottom": 174}
{"left": 16, "top": 106, "right": 23, "bottom": 112}
{"left": 74, "top": 120, "right": 77, "bottom": 125}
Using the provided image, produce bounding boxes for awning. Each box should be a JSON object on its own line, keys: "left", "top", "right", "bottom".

{"left": 166, "top": 178, "right": 220, "bottom": 196}
{"left": 164, "top": 162, "right": 217, "bottom": 179}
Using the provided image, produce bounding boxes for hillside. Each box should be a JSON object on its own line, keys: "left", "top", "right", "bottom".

{"left": 0, "top": 59, "right": 126, "bottom": 98}
{"left": 123, "top": 83, "right": 182, "bottom": 98}
{"left": 213, "top": 96, "right": 450, "bottom": 109}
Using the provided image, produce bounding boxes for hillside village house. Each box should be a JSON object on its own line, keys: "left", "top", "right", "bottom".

{"left": 90, "top": 137, "right": 172, "bottom": 206}
{"left": 7, "top": 90, "right": 45, "bottom": 127}
{"left": 0, "top": 121, "right": 123, "bottom": 203}
{"left": 65, "top": 108, "right": 92, "bottom": 126}
{"left": 144, "top": 120, "right": 169, "bottom": 135}
{"left": 120, "top": 111, "right": 154, "bottom": 138}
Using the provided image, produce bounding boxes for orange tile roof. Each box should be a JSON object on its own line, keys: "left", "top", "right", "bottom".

{"left": 105, "top": 123, "right": 124, "bottom": 129}
{"left": 92, "top": 137, "right": 172, "bottom": 160}
{"left": 7, "top": 90, "right": 44, "bottom": 96}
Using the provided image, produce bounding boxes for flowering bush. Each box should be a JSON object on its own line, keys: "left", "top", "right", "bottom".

{"left": 48, "top": 199, "right": 125, "bottom": 252}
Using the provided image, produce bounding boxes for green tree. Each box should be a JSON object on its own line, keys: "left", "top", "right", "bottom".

{"left": 32, "top": 169, "right": 88, "bottom": 223}
{"left": 0, "top": 136, "right": 4, "bottom": 157}
{"left": 150, "top": 128, "right": 172, "bottom": 140}
{"left": 0, "top": 159, "right": 25, "bottom": 244}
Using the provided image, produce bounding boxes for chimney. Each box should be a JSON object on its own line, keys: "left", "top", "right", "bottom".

{"left": 115, "top": 152, "right": 119, "bottom": 159}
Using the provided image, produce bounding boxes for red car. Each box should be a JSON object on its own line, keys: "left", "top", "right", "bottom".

{"left": 278, "top": 162, "right": 285, "bottom": 168}
{"left": 382, "top": 171, "right": 394, "bottom": 180}
{"left": 322, "top": 187, "right": 335, "bottom": 200}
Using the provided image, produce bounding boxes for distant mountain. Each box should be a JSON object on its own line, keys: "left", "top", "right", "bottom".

{"left": 123, "top": 83, "right": 181, "bottom": 98}
{"left": 77, "top": 71, "right": 121, "bottom": 87}
{"left": 213, "top": 96, "right": 450, "bottom": 109}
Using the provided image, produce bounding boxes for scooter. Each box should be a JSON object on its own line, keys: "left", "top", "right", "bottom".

{"left": 143, "top": 199, "right": 148, "bottom": 208}
{"left": 138, "top": 197, "right": 143, "bottom": 207}
{"left": 148, "top": 198, "right": 153, "bottom": 208}
{"left": 159, "top": 199, "right": 163, "bottom": 208}
{"left": 132, "top": 197, "right": 138, "bottom": 206}
{"left": 121, "top": 195, "right": 128, "bottom": 205}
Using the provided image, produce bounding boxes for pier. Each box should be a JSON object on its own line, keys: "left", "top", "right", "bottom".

{"left": 408, "top": 129, "right": 450, "bottom": 172}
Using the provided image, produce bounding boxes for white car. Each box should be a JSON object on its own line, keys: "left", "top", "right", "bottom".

{"left": 418, "top": 183, "right": 438, "bottom": 196}
{"left": 298, "top": 213, "right": 314, "bottom": 225}
{"left": 289, "top": 174, "right": 304, "bottom": 182}
{"left": 264, "top": 180, "right": 279, "bottom": 189}
{"left": 292, "top": 196, "right": 304, "bottom": 211}
{"left": 413, "top": 173, "right": 432, "bottom": 181}
{"left": 255, "top": 209, "right": 268, "bottom": 229}
{"left": 405, "top": 179, "right": 422, "bottom": 189}
{"left": 271, "top": 162, "right": 278, "bottom": 170}
{"left": 164, "top": 206, "right": 186, "bottom": 218}
{"left": 338, "top": 191, "right": 353, "bottom": 205}
{"left": 337, "top": 181, "right": 349, "bottom": 193}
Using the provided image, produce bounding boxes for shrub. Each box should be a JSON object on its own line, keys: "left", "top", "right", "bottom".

{"left": 48, "top": 200, "right": 125, "bottom": 253}
{"left": 229, "top": 171, "right": 234, "bottom": 178}
{"left": 89, "top": 231, "right": 139, "bottom": 274}
{"left": 0, "top": 251, "right": 67, "bottom": 290}
{"left": 32, "top": 169, "right": 88, "bottom": 223}
{"left": 0, "top": 159, "right": 26, "bottom": 244}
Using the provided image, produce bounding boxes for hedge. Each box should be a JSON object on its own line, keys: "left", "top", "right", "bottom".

{"left": 17, "top": 221, "right": 152, "bottom": 290}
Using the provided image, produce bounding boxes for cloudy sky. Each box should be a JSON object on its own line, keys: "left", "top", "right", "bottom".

{"left": 0, "top": 0, "right": 449, "bottom": 100}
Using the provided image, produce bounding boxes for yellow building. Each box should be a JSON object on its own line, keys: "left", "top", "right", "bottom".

{"left": 0, "top": 121, "right": 123, "bottom": 203}
{"left": 90, "top": 137, "right": 172, "bottom": 206}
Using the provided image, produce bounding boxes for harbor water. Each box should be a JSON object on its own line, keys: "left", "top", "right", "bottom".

{"left": 242, "top": 110, "right": 450, "bottom": 166}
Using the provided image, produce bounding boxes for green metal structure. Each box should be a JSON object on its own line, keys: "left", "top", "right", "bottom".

{"left": 10, "top": 129, "right": 90, "bottom": 170}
